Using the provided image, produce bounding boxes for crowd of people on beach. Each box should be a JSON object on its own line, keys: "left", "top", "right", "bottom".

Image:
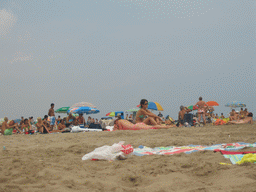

{"left": 0, "top": 98, "right": 254, "bottom": 135}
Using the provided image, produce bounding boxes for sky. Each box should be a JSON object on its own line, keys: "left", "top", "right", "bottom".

{"left": 0, "top": 0, "right": 255, "bottom": 120}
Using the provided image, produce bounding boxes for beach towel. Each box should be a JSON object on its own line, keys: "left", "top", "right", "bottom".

{"left": 223, "top": 155, "right": 244, "bottom": 164}
{"left": 237, "top": 154, "right": 256, "bottom": 164}
{"left": 133, "top": 143, "right": 256, "bottom": 156}
{"left": 214, "top": 150, "right": 256, "bottom": 155}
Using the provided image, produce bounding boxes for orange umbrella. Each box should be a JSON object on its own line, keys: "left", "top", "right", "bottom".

{"left": 206, "top": 101, "right": 219, "bottom": 106}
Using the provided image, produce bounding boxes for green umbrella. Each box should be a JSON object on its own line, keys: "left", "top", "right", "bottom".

{"left": 55, "top": 107, "right": 70, "bottom": 113}
{"left": 126, "top": 108, "right": 139, "bottom": 112}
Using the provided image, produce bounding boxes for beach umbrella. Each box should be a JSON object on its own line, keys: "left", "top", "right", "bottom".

{"left": 206, "top": 101, "right": 219, "bottom": 106}
{"left": 106, "top": 112, "right": 115, "bottom": 117}
{"left": 225, "top": 101, "right": 246, "bottom": 108}
{"left": 126, "top": 108, "right": 139, "bottom": 112}
{"left": 55, "top": 107, "right": 70, "bottom": 113}
{"left": 70, "top": 102, "right": 96, "bottom": 109}
{"left": 187, "top": 105, "right": 198, "bottom": 110}
{"left": 68, "top": 107, "right": 100, "bottom": 115}
{"left": 136, "top": 102, "right": 164, "bottom": 111}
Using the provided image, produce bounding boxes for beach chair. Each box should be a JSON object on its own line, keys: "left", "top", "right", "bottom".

{"left": 184, "top": 113, "right": 193, "bottom": 126}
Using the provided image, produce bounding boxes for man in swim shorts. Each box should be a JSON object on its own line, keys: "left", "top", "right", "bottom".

{"left": 48, "top": 103, "right": 56, "bottom": 131}
{"left": 195, "top": 97, "right": 208, "bottom": 125}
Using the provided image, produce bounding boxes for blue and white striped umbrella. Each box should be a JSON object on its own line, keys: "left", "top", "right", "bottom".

{"left": 225, "top": 101, "right": 246, "bottom": 108}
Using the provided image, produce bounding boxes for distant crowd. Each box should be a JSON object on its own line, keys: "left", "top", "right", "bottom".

{"left": 0, "top": 98, "right": 254, "bottom": 135}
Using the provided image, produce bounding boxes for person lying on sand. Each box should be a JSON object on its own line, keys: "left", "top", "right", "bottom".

{"left": 227, "top": 116, "right": 253, "bottom": 125}
{"left": 1, "top": 117, "right": 22, "bottom": 135}
{"left": 135, "top": 99, "right": 162, "bottom": 125}
{"left": 113, "top": 119, "right": 176, "bottom": 131}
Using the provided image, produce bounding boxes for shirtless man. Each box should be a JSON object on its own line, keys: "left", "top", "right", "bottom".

{"left": 195, "top": 97, "right": 208, "bottom": 125}
{"left": 48, "top": 103, "right": 56, "bottom": 130}
{"left": 1, "top": 117, "right": 21, "bottom": 135}
{"left": 178, "top": 106, "right": 186, "bottom": 127}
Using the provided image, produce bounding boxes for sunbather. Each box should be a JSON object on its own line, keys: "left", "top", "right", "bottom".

{"left": 227, "top": 116, "right": 253, "bottom": 125}
{"left": 21, "top": 118, "right": 34, "bottom": 134}
{"left": 114, "top": 119, "right": 175, "bottom": 131}
{"left": 135, "top": 99, "right": 162, "bottom": 125}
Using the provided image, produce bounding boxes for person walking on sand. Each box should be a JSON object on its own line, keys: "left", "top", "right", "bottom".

{"left": 48, "top": 103, "right": 56, "bottom": 130}
{"left": 195, "top": 97, "right": 208, "bottom": 125}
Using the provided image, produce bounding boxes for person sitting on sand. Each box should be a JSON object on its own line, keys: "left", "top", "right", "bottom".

{"left": 244, "top": 108, "right": 249, "bottom": 117}
{"left": 178, "top": 105, "right": 186, "bottom": 127}
{"left": 215, "top": 114, "right": 219, "bottom": 119}
{"left": 43, "top": 115, "right": 52, "bottom": 131}
{"left": 1, "top": 117, "right": 22, "bottom": 135}
{"left": 77, "top": 114, "right": 85, "bottom": 125}
{"left": 86, "top": 116, "right": 92, "bottom": 126}
{"left": 135, "top": 99, "right": 162, "bottom": 125}
{"left": 229, "top": 109, "right": 238, "bottom": 121}
{"left": 56, "top": 116, "right": 61, "bottom": 124}
{"left": 66, "top": 113, "right": 75, "bottom": 127}
{"left": 57, "top": 119, "right": 66, "bottom": 131}
{"left": 195, "top": 97, "right": 208, "bottom": 125}
{"left": 36, "top": 117, "right": 50, "bottom": 134}
{"left": 220, "top": 113, "right": 225, "bottom": 119}
{"left": 21, "top": 118, "right": 34, "bottom": 134}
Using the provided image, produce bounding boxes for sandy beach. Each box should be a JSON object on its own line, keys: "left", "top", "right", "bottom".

{"left": 0, "top": 123, "right": 256, "bottom": 192}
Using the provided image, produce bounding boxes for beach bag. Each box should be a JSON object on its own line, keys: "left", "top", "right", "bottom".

{"left": 82, "top": 141, "right": 133, "bottom": 161}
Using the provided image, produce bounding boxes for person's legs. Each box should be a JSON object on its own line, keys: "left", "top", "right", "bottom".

{"left": 143, "top": 117, "right": 158, "bottom": 125}
{"left": 198, "top": 113, "right": 202, "bottom": 123}
{"left": 202, "top": 113, "right": 206, "bottom": 125}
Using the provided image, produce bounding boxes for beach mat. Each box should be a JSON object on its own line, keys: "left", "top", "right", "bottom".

{"left": 133, "top": 142, "right": 256, "bottom": 156}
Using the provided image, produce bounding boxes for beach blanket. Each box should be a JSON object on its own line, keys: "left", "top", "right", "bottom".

{"left": 133, "top": 142, "right": 256, "bottom": 156}
{"left": 223, "top": 154, "right": 245, "bottom": 164}
{"left": 223, "top": 154, "right": 256, "bottom": 164}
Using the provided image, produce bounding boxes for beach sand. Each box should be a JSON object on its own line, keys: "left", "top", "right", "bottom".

{"left": 0, "top": 123, "right": 256, "bottom": 192}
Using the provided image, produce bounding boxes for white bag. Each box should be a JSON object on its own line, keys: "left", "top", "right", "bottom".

{"left": 71, "top": 126, "right": 86, "bottom": 133}
{"left": 82, "top": 141, "right": 126, "bottom": 161}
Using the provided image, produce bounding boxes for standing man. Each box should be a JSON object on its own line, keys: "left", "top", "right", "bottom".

{"left": 195, "top": 97, "right": 208, "bottom": 125}
{"left": 48, "top": 103, "right": 56, "bottom": 131}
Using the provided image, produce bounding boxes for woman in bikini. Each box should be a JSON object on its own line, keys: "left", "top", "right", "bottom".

{"left": 36, "top": 117, "right": 50, "bottom": 134}
{"left": 135, "top": 99, "right": 162, "bottom": 125}
{"left": 195, "top": 97, "right": 208, "bottom": 125}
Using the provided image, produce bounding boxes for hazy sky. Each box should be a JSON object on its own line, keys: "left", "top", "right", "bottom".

{"left": 1, "top": 0, "right": 255, "bottom": 120}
